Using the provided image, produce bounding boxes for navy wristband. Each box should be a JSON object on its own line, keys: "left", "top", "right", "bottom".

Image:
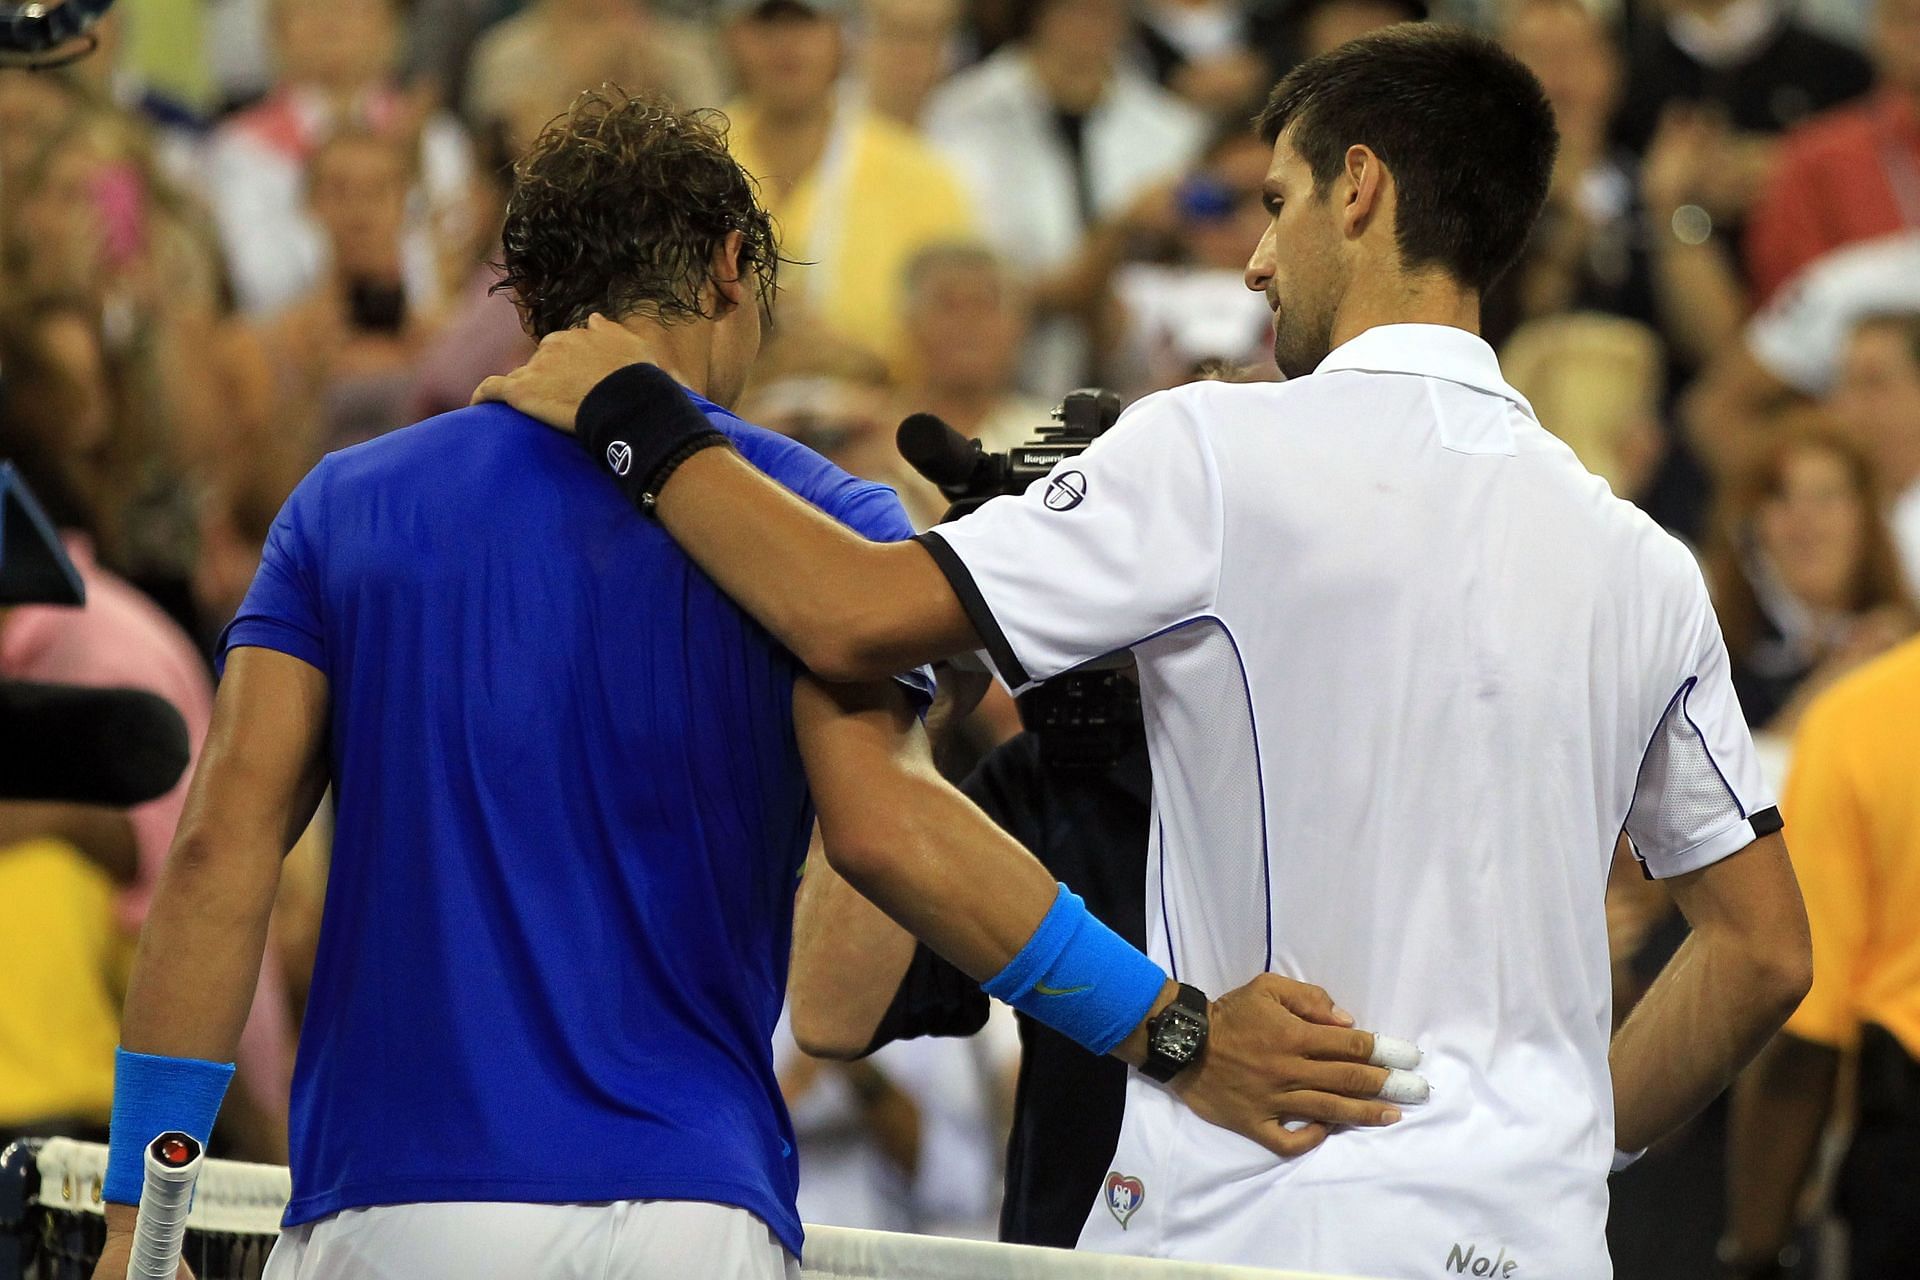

{"left": 576, "top": 363, "right": 728, "bottom": 512}
{"left": 104, "top": 1048, "right": 234, "bottom": 1205}
{"left": 983, "top": 884, "right": 1168, "bottom": 1057}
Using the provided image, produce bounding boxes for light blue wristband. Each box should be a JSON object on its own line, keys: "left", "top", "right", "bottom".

{"left": 983, "top": 883, "right": 1168, "bottom": 1057}
{"left": 104, "top": 1047, "right": 235, "bottom": 1205}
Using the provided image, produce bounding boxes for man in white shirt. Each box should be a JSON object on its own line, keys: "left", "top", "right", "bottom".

{"left": 924, "top": 0, "right": 1207, "bottom": 389}
{"left": 480, "top": 25, "right": 1812, "bottom": 1280}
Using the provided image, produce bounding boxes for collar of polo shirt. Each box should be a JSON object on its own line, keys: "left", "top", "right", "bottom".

{"left": 1314, "top": 323, "right": 1537, "bottom": 419}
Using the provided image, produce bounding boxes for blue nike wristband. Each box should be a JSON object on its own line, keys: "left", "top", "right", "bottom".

{"left": 104, "top": 1048, "right": 235, "bottom": 1205}
{"left": 983, "top": 884, "right": 1168, "bottom": 1057}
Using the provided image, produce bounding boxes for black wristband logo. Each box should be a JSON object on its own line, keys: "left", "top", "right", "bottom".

{"left": 606, "top": 441, "right": 634, "bottom": 476}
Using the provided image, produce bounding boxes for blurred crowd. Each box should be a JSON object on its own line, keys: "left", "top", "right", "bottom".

{"left": 3, "top": 0, "right": 1919, "bottom": 1272}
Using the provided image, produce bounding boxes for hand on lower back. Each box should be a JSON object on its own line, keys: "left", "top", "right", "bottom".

{"left": 1173, "top": 972, "right": 1428, "bottom": 1159}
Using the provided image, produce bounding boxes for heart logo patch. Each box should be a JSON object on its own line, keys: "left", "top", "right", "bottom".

{"left": 1104, "top": 1171, "right": 1145, "bottom": 1229}
{"left": 606, "top": 440, "right": 634, "bottom": 476}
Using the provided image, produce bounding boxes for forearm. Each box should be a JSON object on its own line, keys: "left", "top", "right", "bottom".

{"left": 119, "top": 821, "right": 287, "bottom": 1061}
{"left": 798, "top": 677, "right": 1176, "bottom": 1067}
{"left": 789, "top": 833, "right": 921, "bottom": 1059}
{"left": 842, "top": 1061, "right": 921, "bottom": 1177}
{"left": 1649, "top": 236, "right": 1747, "bottom": 368}
{"left": 656, "top": 448, "right": 975, "bottom": 680}
{"left": 1609, "top": 929, "right": 1804, "bottom": 1152}
{"left": 0, "top": 801, "right": 139, "bottom": 884}
{"left": 1722, "top": 1032, "right": 1840, "bottom": 1261}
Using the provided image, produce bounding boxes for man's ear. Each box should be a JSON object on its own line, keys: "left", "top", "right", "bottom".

{"left": 1341, "top": 144, "right": 1386, "bottom": 240}
{"left": 711, "top": 229, "right": 749, "bottom": 314}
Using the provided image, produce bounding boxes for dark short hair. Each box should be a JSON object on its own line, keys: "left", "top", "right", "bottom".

{"left": 497, "top": 89, "right": 780, "bottom": 338}
{"left": 1256, "top": 24, "right": 1557, "bottom": 294}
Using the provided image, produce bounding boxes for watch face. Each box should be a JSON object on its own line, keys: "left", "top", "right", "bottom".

{"left": 1150, "top": 1006, "right": 1206, "bottom": 1065}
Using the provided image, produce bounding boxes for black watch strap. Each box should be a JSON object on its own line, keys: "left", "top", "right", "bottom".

{"left": 1141, "top": 983, "right": 1209, "bottom": 1084}
{"left": 576, "top": 362, "right": 729, "bottom": 514}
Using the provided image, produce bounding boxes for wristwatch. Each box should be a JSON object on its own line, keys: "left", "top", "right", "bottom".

{"left": 1141, "top": 983, "right": 1210, "bottom": 1083}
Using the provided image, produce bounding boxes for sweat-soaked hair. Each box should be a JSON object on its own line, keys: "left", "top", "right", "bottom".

{"left": 496, "top": 89, "right": 780, "bottom": 338}
{"left": 1256, "top": 25, "right": 1557, "bottom": 295}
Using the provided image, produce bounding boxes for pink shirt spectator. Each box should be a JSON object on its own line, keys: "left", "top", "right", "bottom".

{"left": 0, "top": 536, "right": 295, "bottom": 1117}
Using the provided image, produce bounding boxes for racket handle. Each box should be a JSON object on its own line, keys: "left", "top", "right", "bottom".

{"left": 127, "top": 1132, "right": 203, "bottom": 1279}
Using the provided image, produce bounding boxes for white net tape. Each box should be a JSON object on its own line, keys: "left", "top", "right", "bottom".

{"left": 28, "top": 1141, "right": 1359, "bottom": 1280}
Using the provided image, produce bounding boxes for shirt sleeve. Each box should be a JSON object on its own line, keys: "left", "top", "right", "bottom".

{"left": 917, "top": 389, "right": 1224, "bottom": 694}
{"left": 1623, "top": 572, "right": 1783, "bottom": 879}
{"left": 1779, "top": 697, "right": 1873, "bottom": 1049}
{"left": 824, "top": 479, "right": 938, "bottom": 711}
{"left": 217, "top": 459, "right": 330, "bottom": 677}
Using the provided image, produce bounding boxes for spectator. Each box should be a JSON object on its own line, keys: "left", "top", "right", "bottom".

{"left": 0, "top": 67, "right": 88, "bottom": 198}
{"left": 253, "top": 128, "right": 448, "bottom": 452}
{"left": 895, "top": 242, "right": 1055, "bottom": 459}
{"left": 1725, "top": 634, "right": 1920, "bottom": 1280}
{"left": 205, "top": 0, "right": 476, "bottom": 316}
{"left": 1830, "top": 312, "right": 1920, "bottom": 594}
{"left": 1685, "top": 231, "right": 1920, "bottom": 479}
{"left": 1492, "top": 0, "right": 1658, "bottom": 349}
{"left": 1, "top": 106, "right": 250, "bottom": 613}
{"left": 1614, "top": 0, "right": 1872, "bottom": 233}
{"left": 1744, "top": 0, "right": 1920, "bottom": 306}
{"left": 724, "top": 0, "right": 976, "bottom": 371}
{"left": 1131, "top": 0, "right": 1276, "bottom": 120}
{"left": 925, "top": 0, "right": 1207, "bottom": 389}
{"left": 1110, "top": 130, "right": 1278, "bottom": 395}
{"left": 1285, "top": 0, "right": 1427, "bottom": 65}
{"left": 400, "top": 114, "right": 541, "bottom": 424}
{"left": 464, "top": 0, "right": 723, "bottom": 129}
{"left": 1701, "top": 422, "right": 1914, "bottom": 734}
{"left": 1501, "top": 313, "right": 1667, "bottom": 509}
{"left": 858, "top": 0, "right": 962, "bottom": 128}
{"left": 0, "top": 299, "right": 295, "bottom": 1161}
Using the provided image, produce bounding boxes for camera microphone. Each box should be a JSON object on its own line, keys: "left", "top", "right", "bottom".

{"left": 0, "top": 681, "right": 190, "bottom": 806}
{"left": 896, "top": 413, "right": 986, "bottom": 491}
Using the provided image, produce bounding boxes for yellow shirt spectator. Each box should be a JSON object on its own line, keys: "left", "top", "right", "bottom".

{"left": 729, "top": 105, "right": 974, "bottom": 372}
{"left": 0, "top": 840, "right": 121, "bottom": 1128}
{"left": 1781, "top": 635, "right": 1920, "bottom": 1056}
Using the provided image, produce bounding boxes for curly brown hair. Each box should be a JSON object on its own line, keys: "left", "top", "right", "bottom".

{"left": 495, "top": 89, "right": 780, "bottom": 339}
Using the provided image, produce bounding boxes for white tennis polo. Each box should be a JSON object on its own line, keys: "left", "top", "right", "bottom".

{"left": 921, "top": 323, "right": 1780, "bottom": 1280}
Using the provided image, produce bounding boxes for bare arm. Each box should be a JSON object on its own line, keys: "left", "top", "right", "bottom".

{"left": 656, "top": 448, "right": 981, "bottom": 682}
{"left": 1720, "top": 1031, "right": 1841, "bottom": 1269}
{"left": 788, "top": 829, "right": 920, "bottom": 1059}
{"left": 93, "top": 648, "right": 330, "bottom": 1258}
{"left": 1608, "top": 832, "right": 1813, "bottom": 1153}
{"left": 0, "top": 801, "right": 138, "bottom": 884}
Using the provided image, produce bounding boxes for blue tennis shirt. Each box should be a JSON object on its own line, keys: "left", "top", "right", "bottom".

{"left": 219, "top": 391, "right": 932, "bottom": 1256}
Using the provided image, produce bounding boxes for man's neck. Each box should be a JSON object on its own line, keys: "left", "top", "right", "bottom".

{"left": 1327, "top": 271, "right": 1482, "bottom": 353}
{"left": 610, "top": 317, "right": 710, "bottom": 401}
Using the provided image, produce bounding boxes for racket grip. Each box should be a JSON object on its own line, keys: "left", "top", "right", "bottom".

{"left": 127, "top": 1132, "right": 203, "bottom": 1279}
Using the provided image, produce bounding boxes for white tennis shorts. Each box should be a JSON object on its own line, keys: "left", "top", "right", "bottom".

{"left": 260, "top": 1199, "right": 801, "bottom": 1280}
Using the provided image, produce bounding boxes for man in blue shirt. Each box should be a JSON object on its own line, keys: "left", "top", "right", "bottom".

{"left": 93, "top": 91, "right": 1417, "bottom": 1280}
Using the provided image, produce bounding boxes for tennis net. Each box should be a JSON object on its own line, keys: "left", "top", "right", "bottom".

{"left": 0, "top": 1139, "right": 1356, "bottom": 1280}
